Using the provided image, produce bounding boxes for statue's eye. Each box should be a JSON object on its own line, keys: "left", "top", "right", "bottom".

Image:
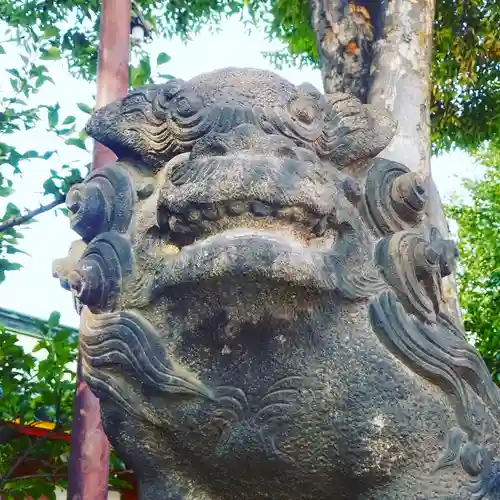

{"left": 290, "top": 100, "right": 317, "bottom": 125}
{"left": 175, "top": 95, "right": 202, "bottom": 118}
{"left": 163, "top": 79, "right": 183, "bottom": 99}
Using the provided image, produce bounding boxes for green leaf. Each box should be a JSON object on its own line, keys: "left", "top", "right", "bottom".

{"left": 6, "top": 68, "right": 21, "bottom": 79}
{"left": 0, "top": 185, "right": 14, "bottom": 197}
{"left": 0, "top": 45, "right": 6, "bottom": 55}
{"left": 65, "top": 138, "right": 87, "bottom": 150}
{"left": 43, "top": 27, "right": 60, "bottom": 39}
{"left": 77, "top": 103, "right": 93, "bottom": 115}
{"left": 140, "top": 57, "right": 151, "bottom": 81}
{"left": 56, "top": 127, "right": 74, "bottom": 136}
{"left": 53, "top": 329, "right": 71, "bottom": 343}
{"left": 9, "top": 78, "right": 19, "bottom": 92}
{"left": 31, "top": 343, "right": 45, "bottom": 353}
{"left": 40, "top": 46, "right": 61, "bottom": 60}
{"left": 42, "top": 178, "right": 59, "bottom": 196}
{"left": 48, "top": 106, "right": 59, "bottom": 128}
{"left": 157, "top": 52, "right": 171, "bottom": 65}
{"left": 22, "top": 150, "right": 40, "bottom": 159}
{"left": 62, "top": 115, "right": 76, "bottom": 125}
{"left": 47, "top": 311, "right": 61, "bottom": 329}
{"left": 42, "top": 150, "right": 56, "bottom": 160}
{"left": 2, "top": 261, "right": 22, "bottom": 271}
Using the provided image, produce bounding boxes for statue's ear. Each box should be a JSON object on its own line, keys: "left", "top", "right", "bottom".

{"left": 297, "top": 82, "right": 324, "bottom": 101}
{"left": 320, "top": 92, "right": 396, "bottom": 169}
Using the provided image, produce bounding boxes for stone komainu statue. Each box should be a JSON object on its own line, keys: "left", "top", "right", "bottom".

{"left": 53, "top": 68, "right": 500, "bottom": 499}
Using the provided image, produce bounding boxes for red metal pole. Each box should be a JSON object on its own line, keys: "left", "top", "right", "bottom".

{"left": 67, "top": 1, "right": 131, "bottom": 499}
{"left": 93, "top": 0, "right": 132, "bottom": 171}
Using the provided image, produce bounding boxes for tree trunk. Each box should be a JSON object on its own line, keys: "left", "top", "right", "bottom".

{"left": 309, "top": 0, "right": 460, "bottom": 319}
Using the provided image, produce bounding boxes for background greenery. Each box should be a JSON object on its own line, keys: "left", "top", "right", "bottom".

{"left": 446, "top": 147, "right": 500, "bottom": 381}
{"left": 0, "top": 313, "right": 131, "bottom": 498}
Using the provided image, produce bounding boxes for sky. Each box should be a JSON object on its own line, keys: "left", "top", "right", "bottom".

{"left": 0, "top": 16, "right": 485, "bottom": 330}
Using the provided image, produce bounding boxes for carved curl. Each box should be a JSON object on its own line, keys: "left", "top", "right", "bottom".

{"left": 86, "top": 69, "right": 396, "bottom": 172}
{"left": 81, "top": 309, "right": 213, "bottom": 398}
{"left": 66, "top": 232, "right": 133, "bottom": 313}
{"left": 370, "top": 291, "right": 500, "bottom": 495}
{"left": 361, "top": 158, "right": 429, "bottom": 236}
{"left": 375, "top": 230, "right": 444, "bottom": 322}
{"left": 370, "top": 292, "right": 500, "bottom": 431}
{"left": 66, "top": 164, "right": 136, "bottom": 242}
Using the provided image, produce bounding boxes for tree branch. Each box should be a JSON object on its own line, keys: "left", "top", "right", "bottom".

{"left": 2, "top": 472, "right": 67, "bottom": 484}
{"left": 0, "top": 194, "right": 66, "bottom": 233}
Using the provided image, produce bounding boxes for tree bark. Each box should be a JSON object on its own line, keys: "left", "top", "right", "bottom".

{"left": 309, "top": 0, "right": 460, "bottom": 319}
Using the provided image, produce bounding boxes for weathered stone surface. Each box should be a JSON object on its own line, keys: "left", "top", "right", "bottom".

{"left": 54, "top": 68, "right": 500, "bottom": 499}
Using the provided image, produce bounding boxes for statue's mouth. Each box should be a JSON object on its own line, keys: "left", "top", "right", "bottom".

{"left": 144, "top": 150, "right": 384, "bottom": 298}
{"left": 153, "top": 147, "right": 352, "bottom": 252}
{"left": 150, "top": 217, "right": 339, "bottom": 296}
{"left": 149, "top": 198, "right": 381, "bottom": 300}
{"left": 158, "top": 201, "right": 338, "bottom": 250}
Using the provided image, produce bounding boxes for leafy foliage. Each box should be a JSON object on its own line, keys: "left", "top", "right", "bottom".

{"left": 446, "top": 146, "right": 500, "bottom": 381}
{"left": 431, "top": 0, "right": 500, "bottom": 154}
{"left": 0, "top": 29, "right": 87, "bottom": 283}
{"left": 0, "top": 313, "right": 132, "bottom": 499}
{"left": 0, "top": 312, "right": 76, "bottom": 499}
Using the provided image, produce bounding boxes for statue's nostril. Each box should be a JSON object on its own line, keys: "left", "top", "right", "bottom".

{"left": 276, "top": 145, "right": 298, "bottom": 160}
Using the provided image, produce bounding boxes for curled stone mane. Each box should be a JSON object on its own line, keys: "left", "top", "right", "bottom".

{"left": 54, "top": 68, "right": 500, "bottom": 500}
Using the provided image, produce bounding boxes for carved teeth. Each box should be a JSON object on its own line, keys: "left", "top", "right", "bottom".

{"left": 277, "top": 207, "right": 295, "bottom": 218}
{"left": 186, "top": 210, "right": 201, "bottom": 222}
{"left": 290, "top": 207, "right": 308, "bottom": 223}
{"left": 201, "top": 204, "right": 219, "bottom": 220}
{"left": 277, "top": 207, "right": 307, "bottom": 223}
{"left": 251, "top": 201, "right": 273, "bottom": 217}
{"left": 226, "top": 201, "right": 247, "bottom": 215}
{"left": 158, "top": 200, "right": 338, "bottom": 243}
{"left": 313, "top": 216, "right": 327, "bottom": 237}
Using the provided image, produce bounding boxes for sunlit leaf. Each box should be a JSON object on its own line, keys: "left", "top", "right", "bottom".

{"left": 65, "top": 138, "right": 87, "bottom": 150}
{"left": 62, "top": 115, "right": 76, "bottom": 125}
{"left": 77, "top": 103, "right": 93, "bottom": 115}
{"left": 40, "top": 46, "right": 61, "bottom": 60}
{"left": 157, "top": 52, "right": 171, "bottom": 65}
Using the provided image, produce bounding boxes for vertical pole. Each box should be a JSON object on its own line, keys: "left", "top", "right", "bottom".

{"left": 93, "top": 0, "right": 132, "bottom": 171}
{"left": 67, "top": 1, "right": 131, "bottom": 499}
